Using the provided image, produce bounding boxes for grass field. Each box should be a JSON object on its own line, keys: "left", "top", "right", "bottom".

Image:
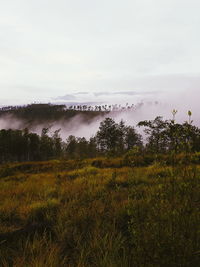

{"left": 0, "top": 159, "right": 200, "bottom": 266}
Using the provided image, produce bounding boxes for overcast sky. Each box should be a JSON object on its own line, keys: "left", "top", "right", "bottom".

{"left": 0, "top": 0, "right": 200, "bottom": 105}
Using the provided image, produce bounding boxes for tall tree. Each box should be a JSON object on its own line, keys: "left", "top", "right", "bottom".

{"left": 96, "top": 118, "right": 119, "bottom": 153}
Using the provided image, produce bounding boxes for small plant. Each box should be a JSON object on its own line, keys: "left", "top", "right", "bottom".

{"left": 172, "top": 109, "right": 178, "bottom": 123}
{"left": 188, "top": 110, "right": 192, "bottom": 124}
{"left": 107, "top": 169, "right": 117, "bottom": 189}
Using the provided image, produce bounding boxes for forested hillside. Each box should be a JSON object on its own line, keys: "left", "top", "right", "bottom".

{"left": 0, "top": 104, "right": 108, "bottom": 125}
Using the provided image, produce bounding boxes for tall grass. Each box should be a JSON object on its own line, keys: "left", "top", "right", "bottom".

{"left": 0, "top": 159, "right": 200, "bottom": 266}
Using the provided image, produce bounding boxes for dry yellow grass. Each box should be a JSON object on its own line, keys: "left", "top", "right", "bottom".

{"left": 0, "top": 159, "right": 200, "bottom": 266}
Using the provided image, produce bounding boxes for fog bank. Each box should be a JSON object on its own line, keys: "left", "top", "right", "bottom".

{"left": 0, "top": 88, "right": 199, "bottom": 139}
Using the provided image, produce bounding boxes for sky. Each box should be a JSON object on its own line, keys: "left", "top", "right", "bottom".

{"left": 0, "top": 0, "right": 200, "bottom": 105}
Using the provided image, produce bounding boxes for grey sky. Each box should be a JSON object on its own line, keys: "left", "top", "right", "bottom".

{"left": 0, "top": 0, "right": 200, "bottom": 105}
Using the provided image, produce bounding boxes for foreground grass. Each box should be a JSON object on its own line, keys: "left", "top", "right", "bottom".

{"left": 0, "top": 159, "right": 200, "bottom": 266}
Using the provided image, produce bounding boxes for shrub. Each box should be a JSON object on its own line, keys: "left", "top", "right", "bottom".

{"left": 91, "top": 158, "right": 123, "bottom": 168}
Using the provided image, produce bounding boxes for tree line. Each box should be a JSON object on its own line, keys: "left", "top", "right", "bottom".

{"left": 0, "top": 102, "right": 139, "bottom": 114}
{"left": 0, "top": 111, "right": 199, "bottom": 163}
{"left": 0, "top": 102, "right": 146, "bottom": 127}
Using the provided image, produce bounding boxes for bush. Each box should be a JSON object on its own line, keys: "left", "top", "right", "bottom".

{"left": 123, "top": 152, "right": 154, "bottom": 167}
{"left": 91, "top": 158, "right": 123, "bottom": 168}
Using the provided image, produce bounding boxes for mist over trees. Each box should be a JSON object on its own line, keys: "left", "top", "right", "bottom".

{"left": 0, "top": 103, "right": 147, "bottom": 130}
{"left": 0, "top": 118, "right": 142, "bottom": 162}
{"left": 0, "top": 104, "right": 108, "bottom": 129}
{"left": 0, "top": 110, "right": 200, "bottom": 163}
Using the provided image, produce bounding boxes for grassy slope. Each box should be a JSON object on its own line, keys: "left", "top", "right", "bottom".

{"left": 0, "top": 159, "right": 200, "bottom": 266}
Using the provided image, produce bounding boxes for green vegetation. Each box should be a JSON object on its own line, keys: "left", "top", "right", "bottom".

{"left": 0, "top": 117, "right": 143, "bottom": 162}
{"left": 0, "top": 159, "right": 200, "bottom": 266}
{"left": 1, "top": 112, "right": 200, "bottom": 163}
{"left": 0, "top": 108, "right": 200, "bottom": 265}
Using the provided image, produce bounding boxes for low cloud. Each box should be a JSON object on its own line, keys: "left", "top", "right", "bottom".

{"left": 54, "top": 94, "right": 77, "bottom": 101}
{"left": 54, "top": 90, "right": 158, "bottom": 104}
{"left": 0, "top": 95, "right": 200, "bottom": 142}
{"left": 94, "top": 91, "right": 157, "bottom": 97}
{"left": 75, "top": 92, "right": 89, "bottom": 95}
